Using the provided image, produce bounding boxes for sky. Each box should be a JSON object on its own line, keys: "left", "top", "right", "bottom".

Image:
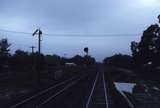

{"left": 0, "top": 0, "right": 160, "bottom": 61}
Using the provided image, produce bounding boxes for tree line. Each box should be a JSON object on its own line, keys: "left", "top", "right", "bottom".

{"left": 0, "top": 39, "right": 95, "bottom": 73}
{"left": 104, "top": 16, "right": 160, "bottom": 82}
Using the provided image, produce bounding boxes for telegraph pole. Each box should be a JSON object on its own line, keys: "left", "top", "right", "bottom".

{"left": 38, "top": 29, "right": 42, "bottom": 55}
{"left": 32, "top": 28, "right": 42, "bottom": 54}
{"left": 32, "top": 28, "right": 43, "bottom": 88}
{"left": 30, "top": 46, "right": 36, "bottom": 86}
{"left": 158, "top": 15, "right": 160, "bottom": 24}
{"left": 30, "top": 46, "right": 35, "bottom": 54}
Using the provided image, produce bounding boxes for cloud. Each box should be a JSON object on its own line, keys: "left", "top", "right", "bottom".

{"left": 0, "top": 0, "right": 160, "bottom": 61}
{"left": 0, "top": 0, "right": 101, "bottom": 33}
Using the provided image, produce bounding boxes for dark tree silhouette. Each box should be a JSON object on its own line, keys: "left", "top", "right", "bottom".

{"left": 104, "top": 54, "right": 134, "bottom": 69}
{"left": 84, "top": 55, "right": 95, "bottom": 66}
{"left": 44, "top": 54, "right": 61, "bottom": 66}
{"left": 0, "top": 39, "right": 10, "bottom": 55}
{"left": 9, "top": 50, "right": 31, "bottom": 71}
{"left": 71, "top": 55, "right": 84, "bottom": 65}
{"left": 0, "top": 38, "right": 11, "bottom": 71}
{"left": 131, "top": 24, "right": 160, "bottom": 68}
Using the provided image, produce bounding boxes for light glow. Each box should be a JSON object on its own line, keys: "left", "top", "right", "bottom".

{"left": 139, "top": 0, "right": 159, "bottom": 7}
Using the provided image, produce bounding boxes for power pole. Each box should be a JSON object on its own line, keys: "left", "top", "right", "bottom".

{"left": 30, "top": 46, "right": 35, "bottom": 54}
{"left": 158, "top": 15, "right": 160, "bottom": 35}
{"left": 158, "top": 15, "right": 160, "bottom": 23}
{"left": 32, "top": 28, "right": 42, "bottom": 54}
{"left": 32, "top": 28, "right": 43, "bottom": 88}
{"left": 30, "top": 46, "right": 36, "bottom": 86}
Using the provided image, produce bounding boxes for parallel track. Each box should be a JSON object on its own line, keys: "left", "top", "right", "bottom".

{"left": 86, "top": 71, "right": 109, "bottom": 108}
{"left": 10, "top": 74, "right": 87, "bottom": 108}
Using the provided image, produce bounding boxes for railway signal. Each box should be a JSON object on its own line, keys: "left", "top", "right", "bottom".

{"left": 84, "top": 47, "right": 89, "bottom": 56}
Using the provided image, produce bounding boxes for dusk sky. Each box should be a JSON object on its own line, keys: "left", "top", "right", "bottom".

{"left": 0, "top": 0, "right": 160, "bottom": 61}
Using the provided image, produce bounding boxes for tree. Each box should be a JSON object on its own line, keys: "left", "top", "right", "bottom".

{"left": 0, "top": 38, "right": 11, "bottom": 70}
{"left": 131, "top": 24, "right": 160, "bottom": 68}
{"left": 130, "top": 15, "right": 160, "bottom": 77}
{"left": 84, "top": 55, "right": 96, "bottom": 66}
{"left": 9, "top": 50, "right": 31, "bottom": 71}
{"left": 0, "top": 39, "right": 10, "bottom": 55}
{"left": 104, "top": 54, "right": 134, "bottom": 69}
{"left": 131, "top": 41, "right": 141, "bottom": 67}
{"left": 44, "top": 54, "right": 61, "bottom": 66}
{"left": 71, "top": 55, "right": 84, "bottom": 65}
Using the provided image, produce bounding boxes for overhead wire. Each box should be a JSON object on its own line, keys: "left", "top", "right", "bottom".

{"left": 0, "top": 28, "right": 141, "bottom": 37}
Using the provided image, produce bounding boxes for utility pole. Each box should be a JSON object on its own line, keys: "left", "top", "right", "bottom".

{"left": 32, "top": 28, "right": 43, "bottom": 88}
{"left": 32, "top": 28, "right": 42, "bottom": 54}
{"left": 158, "top": 15, "right": 160, "bottom": 23}
{"left": 30, "top": 46, "right": 35, "bottom": 54}
{"left": 30, "top": 46, "right": 36, "bottom": 86}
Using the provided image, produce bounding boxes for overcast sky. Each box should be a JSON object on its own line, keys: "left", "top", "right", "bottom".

{"left": 0, "top": 0, "right": 160, "bottom": 61}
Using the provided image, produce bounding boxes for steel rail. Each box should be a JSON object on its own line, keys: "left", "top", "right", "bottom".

{"left": 10, "top": 75, "right": 79, "bottom": 108}
{"left": 85, "top": 72, "right": 99, "bottom": 108}
{"left": 102, "top": 71, "right": 109, "bottom": 108}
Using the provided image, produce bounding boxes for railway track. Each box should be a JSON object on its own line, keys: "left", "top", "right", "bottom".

{"left": 39, "top": 71, "right": 97, "bottom": 108}
{"left": 10, "top": 69, "right": 111, "bottom": 108}
{"left": 86, "top": 70, "right": 109, "bottom": 108}
{"left": 10, "top": 74, "right": 87, "bottom": 108}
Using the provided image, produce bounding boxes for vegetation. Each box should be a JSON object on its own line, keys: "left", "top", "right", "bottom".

{"left": 0, "top": 39, "right": 11, "bottom": 71}
{"left": 0, "top": 38, "right": 96, "bottom": 87}
{"left": 131, "top": 24, "right": 160, "bottom": 68}
{"left": 130, "top": 24, "right": 160, "bottom": 81}
{"left": 104, "top": 54, "right": 134, "bottom": 69}
{"left": 104, "top": 17, "right": 160, "bottom": 82}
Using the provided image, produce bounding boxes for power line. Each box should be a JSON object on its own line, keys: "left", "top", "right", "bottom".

{"left": 0, "top": 28, "right": 141, "bottom": 37}
{"left": 0, "top": 29, "right": 31, "bottom": 35}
